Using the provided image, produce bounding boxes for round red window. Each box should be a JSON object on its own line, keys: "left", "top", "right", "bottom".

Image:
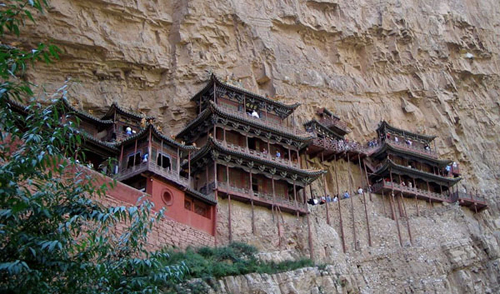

{"left": 162, "top": 190, "right": 173, "bottom": 206}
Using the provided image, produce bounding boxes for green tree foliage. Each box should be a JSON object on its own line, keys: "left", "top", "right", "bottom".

{"left": 0, "top": 1, "right": 187, "bottom": 293}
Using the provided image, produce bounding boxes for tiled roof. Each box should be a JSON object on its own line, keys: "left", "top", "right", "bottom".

{"left": 58, "top": 98, "right": 114, "bottom": 125}
{"left": 176, "top": 101, "right": 314, "bottom": 147}
{"left": 377, "top": 121, "right": 436, "bottom": 142}
{"left": 371, "top": 142, "right": 451, "bottom": 167}
{"left": 101, "top": 102, "right": 155, "bottom": 122}
{"left": 303, "top": 119, "right": 345, "bottom": 139}
{"left": 118, "top": 124, "right": 198, "bottom": 151}
{"left": 184, "top": 187, "right": 217, "bottom": 205}
{"left": 190, "top": 74, "right": 300, "bottom": 111}
{"left": 188, "top": 137, "right": 326, "bottom": 178}
{"left": 371, "top": 159, "right": 461, "bottom": 186}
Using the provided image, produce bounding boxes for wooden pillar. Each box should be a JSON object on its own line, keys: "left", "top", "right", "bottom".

{"left": 322, "top": 151, "right": 330, "bottom": 225}
{"left": 390, "top": 169, "right": 403, "bottom": 247}
{"left": 400, "top": 193, "right": 413, "bottom": 245}
{"left": 226, "top": 165, "right": 232, "bottom": 243}
{"left": 305, "top": 188, "right": 314, "bottom": 261}
{"left": 214, "top": 162, "right": 218, "bottom": 190}
{"left": 358, "top": 158, "right": 372, "bottom": 247}
{"left": 250, "top": 171, "right": 255, "bottom": 234}
{"left": 363, "top": 160, "right": 372, "bottom": 201}
{"left": 347, "top": 155, "right": 357, "bottom": 251}
{"left": 334, "top": 154, "right": 346, "bottom": 253}
{"left": 160, "top": 139, "right": 164, "bottom": 169}
{"left": 133, "top": 139, "right": 138, "bottom": 167}
{"left": 214, "top": 190, "right": 218, "bottom": 246}
{"left": 288, "top": 147, "right": 292, "bottom": 166}
{"left": 188, "top": 151, "right": 191, "bottom": 182}
{"left": 413, "top": 178, "right": 419, "bottom": 216}
{"left": 296, "top": 149, "right": 301, "bottom": 168}
{"left": 119, "top": 144, "right": 124, "bottom": 170}
{"left": 177, "top": 147, "right": 181, "bottom": 177}
{"left": 293, "top": 180, "right": 299, "bottom": 218}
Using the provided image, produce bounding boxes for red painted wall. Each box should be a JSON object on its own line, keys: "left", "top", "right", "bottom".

{"left": 147, "top": 177, "right": 215, "bottom": 236}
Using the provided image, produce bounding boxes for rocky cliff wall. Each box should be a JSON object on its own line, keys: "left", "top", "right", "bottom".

{"left": 18, "top": 0, "right": 500, "bottom": 292}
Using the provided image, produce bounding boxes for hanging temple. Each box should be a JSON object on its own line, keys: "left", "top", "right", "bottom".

{"left": 6, "top": 74, "right": 488, "bottom": 250}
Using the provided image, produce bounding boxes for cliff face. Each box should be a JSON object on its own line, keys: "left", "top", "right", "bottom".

{"left": 21, "top": 0, "right": 500, "bottom": 292}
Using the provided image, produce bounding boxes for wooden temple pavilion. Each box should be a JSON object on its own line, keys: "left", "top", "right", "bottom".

{"left": 38, "top": 98, "right": 218, "bottom": 236}
{"left": 176, "top": 74, "right": 326, "bottom": 217}
{"left": 366, "top": 121, "right": 487, "bottom": 211}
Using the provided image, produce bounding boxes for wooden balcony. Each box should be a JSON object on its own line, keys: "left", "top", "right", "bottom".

{"left": 371, "top": 181, "right": 452, "bottom": 203}
{"left": 307, "top": 137, "right": 381, "bottom": 161}
{"left": 115, "top": 161, "right": 189, "bottom": 186}
{"left": 215, "top": 181, "right": 308, "bottom": 215}
{"left": 386, "top": 140, "right": 438, "bottom": 158}
{"left": 317, "top": 117, "right": 351, "bottom": 134}
{"left": 215, "top": 139, "right": 301, "bottom": 168}
{"left": 217, "top": 105, "right": 308, "bottom": 136}
{"left": 452, "top": 191, "right": 487, "bottom": 212}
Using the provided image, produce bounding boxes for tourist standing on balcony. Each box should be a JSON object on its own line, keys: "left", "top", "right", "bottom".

{"left": 125, "top": 126, "right": 133, "bottom": 136}
{"left": 276, "top": 150, "right": 281, "bottom": 158}
{"left": 394, "top": 136, "right": 399, "bottom": 143}
{"left": 251, "top": 110, "right": 260, "bottom": 118}
{"left": 262, "top": 148, "right": 268, "bottom": 155}
{"left": 142, "top": 153, "right": 148, "bottom": 163}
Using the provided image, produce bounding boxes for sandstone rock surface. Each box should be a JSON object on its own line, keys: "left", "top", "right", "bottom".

{"left": 18, "top": 0, "right": 500, "bottom": 292}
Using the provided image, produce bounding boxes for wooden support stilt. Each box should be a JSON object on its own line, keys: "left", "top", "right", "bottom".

{"left": 390, "top": 169, "right": 403, "bottom": 246}
{"left": 413, "top": 178, "right": 419, "bottom": 216}
{"left": 363, "top": 160, "right": 373, "bottom": 201}
{"left": 250, "top": 172, "right": 255, "bottom": 234}
{"left": 382, "top": 190, "right": 387, "bottom": 217}
{"left": 347, "top": 156, "right": 357, "bottom": 251}
{"left": 400, "top": 193, "right": 413, "bottom": 245}
{"left": 303, "top": 188, "right": 314, "bottom": 260}
{"left": 214, "top": 190, "right": 218, "bottom": 246}
{"left": 391, "top": 193, "right": 403, "bottom": 247}
{"left": 322, "top": 152, "right": 330, "bottom": 225}
{"left": 226, "top": 165, "right": 232, "bottom": 243}
{"left": 334, "top": 154, "right": 346, "bottom": 253}
{"left": 358, "top": 159, "right": 372, "bottom": 247}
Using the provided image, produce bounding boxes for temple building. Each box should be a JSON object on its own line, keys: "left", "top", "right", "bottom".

{"left": 366, "top": 121, "right": 487, "bottom": 212}
{"left": 56, "top": 98, "right": 217, "bottom": 236}
{"left": 176, "top": 75, "right": 326, "bottom": 241}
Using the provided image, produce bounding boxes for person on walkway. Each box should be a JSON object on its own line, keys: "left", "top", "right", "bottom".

{"left": 343, "top": 190, "right": 350, "bottom": 199}
{"left": 357, "top": 186, "right": 363, "bottom": 194}
{"left": 333, "top": 195, "right": 339, "bottom": 202}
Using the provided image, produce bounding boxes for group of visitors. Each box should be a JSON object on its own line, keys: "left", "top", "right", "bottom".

{"left": 125, "top": 126, "right": 136, "bottom": 137}
{"left": 308, "top": 186, "right": 368, "bottom": 206}
{"left": 367, "top": 138, "right": 379, "bottom": 148}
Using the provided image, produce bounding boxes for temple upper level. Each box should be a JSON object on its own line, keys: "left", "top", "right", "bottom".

{"left": 191, "top": 74, "right": 300, "bottom": 121}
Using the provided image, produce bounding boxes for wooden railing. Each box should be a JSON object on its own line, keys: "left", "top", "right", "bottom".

{"left": 217, "top": 105, "right": 308, "bottom": 136}
{"left": 386, "top": 140, "right": 437, "bottom": 158}
{"left": 115, "top": 161, "right": 189, "bottom": 186}
{"left": 371, "top": 181, "right": 452, "bottom": 202}
{"left": 451, "top": 191, "right": 486, "bottom": 204}
{"left": 318, "top": 117, "right": 351, "bottom": 133}
{"left": 311, "top": 137, "right": 381, "bottom": 155}
{"left": 216, "top": 139, "right": 300, "bottom": 168}
{"left": 216, "top": 181, "right": 307, "bottom": 210}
